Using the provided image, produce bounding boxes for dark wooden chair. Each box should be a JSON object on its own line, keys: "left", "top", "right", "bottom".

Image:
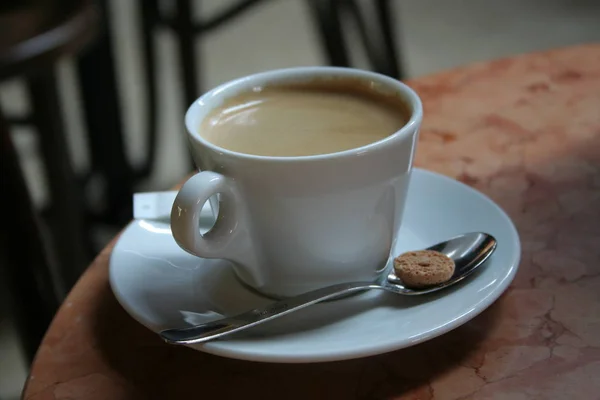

{"left": 0, "top": 0, "right": 98, "bottom": 362}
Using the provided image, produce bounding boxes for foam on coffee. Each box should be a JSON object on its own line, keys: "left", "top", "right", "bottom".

{"left": 199, "top": 78, "right": 410, "bottom": 157}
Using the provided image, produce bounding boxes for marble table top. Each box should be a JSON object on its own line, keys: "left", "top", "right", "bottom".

{"left": 23, "top": 43, "right": 600, "bottom": 399}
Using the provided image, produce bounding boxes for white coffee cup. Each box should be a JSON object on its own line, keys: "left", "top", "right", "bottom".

{"left": 171, "top": 67, "right": 422, "bottom": 298}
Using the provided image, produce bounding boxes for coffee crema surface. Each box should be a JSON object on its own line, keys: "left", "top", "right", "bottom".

{"left": 199, "top": 79, "right": 410, "bottom": 157}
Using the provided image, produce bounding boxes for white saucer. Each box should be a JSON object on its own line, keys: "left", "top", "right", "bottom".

{"left": 109, "top": 168, "right": 520, "bottom": 363}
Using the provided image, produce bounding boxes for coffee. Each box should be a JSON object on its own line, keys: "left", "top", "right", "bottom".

{"left": 199, "top": 79, "right": 410, "bottom": 157}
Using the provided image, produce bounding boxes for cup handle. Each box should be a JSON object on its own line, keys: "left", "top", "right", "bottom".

{"left": 170, "top": 171, "right": 246, "bottom": 260}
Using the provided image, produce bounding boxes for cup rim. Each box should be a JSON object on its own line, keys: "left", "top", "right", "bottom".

{"left": 185, "top": 66, "right": 423, "bottom": 163}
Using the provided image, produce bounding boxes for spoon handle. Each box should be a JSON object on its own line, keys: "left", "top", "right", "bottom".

{"left": 160, "top": 281, "right": 379, "bottom": 345}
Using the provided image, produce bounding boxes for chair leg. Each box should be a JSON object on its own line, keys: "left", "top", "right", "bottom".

{"left": 175, "top": 0, "right": 200, "bottom": 108}
{"left": 0, "top": 108, "right": 60, "bottom": 363}
{"left": 305, "top": 0, "right": 351, "bottom": 67}
{"left": 77, "top": 0, "right": 135, "bottom": 227}
{"left": 374, "top": 0, "right": 404, "bottom": 79}
{"left": 137, "top": 0, "right": 160, "bottom": 179}
{"left": 174, "top": 0, "right": 200, "bottom": 171}
{"left": 306, "top": 0, "right": 404, "bottom": 78}
{"left": 343, "top": 0, "right": 404, "bottom": 79}
{"left": 27, "top": 70, "right": 90, "bottom": 292}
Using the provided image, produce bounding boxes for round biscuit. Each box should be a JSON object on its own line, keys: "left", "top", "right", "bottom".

{"left": 393, "top": 249, "right": 455, "bottom": 288}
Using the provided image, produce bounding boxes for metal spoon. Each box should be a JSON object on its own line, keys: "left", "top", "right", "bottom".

{"left": 160, "top": 232, "right": 497, "bottom": 345}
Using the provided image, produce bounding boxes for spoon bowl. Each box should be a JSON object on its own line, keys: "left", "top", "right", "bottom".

{"left": 383, "top": 231, "right": 497, "bottom": 295}
{"left": 161, "top": 232, "right": 497, "bottom": 345}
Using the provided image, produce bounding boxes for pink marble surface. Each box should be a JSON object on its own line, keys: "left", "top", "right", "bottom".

{"left": 23, "top": 43, "right": 600, "bottom": 399}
